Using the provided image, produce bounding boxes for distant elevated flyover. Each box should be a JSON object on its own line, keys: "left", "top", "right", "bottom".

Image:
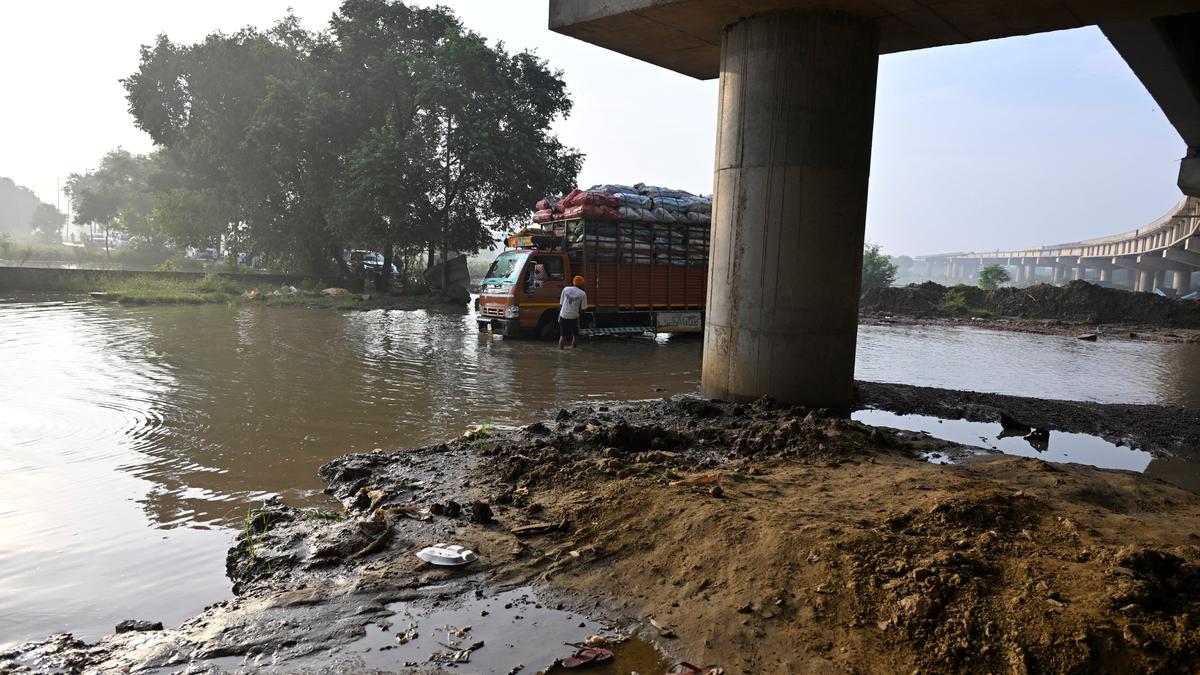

{"left": 549, "top": 0, "right": 1200, "bottom": 407}
{"left": 916, "top": 196, "right": 1200, "bottom": 294}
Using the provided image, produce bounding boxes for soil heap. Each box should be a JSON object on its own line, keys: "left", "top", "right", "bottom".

{"left": 861, "top": 280, "right": 1200, "bottom": 328}
{"left": 4, "top": 390, "right": 1199, "bottom": 674}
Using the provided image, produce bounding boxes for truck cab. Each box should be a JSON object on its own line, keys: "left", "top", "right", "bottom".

{"left": 477, "top": 249, "right": 571, "bottom": 338}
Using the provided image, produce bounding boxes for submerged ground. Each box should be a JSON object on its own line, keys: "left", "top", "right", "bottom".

{"left": 5, "top": 382, "right": 1198, "bottom": 674}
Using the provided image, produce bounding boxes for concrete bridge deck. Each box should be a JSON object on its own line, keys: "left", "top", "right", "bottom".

{"left": 550, "top": 0, "right": 1200, "bottom": 406}
{"left": 917, "top": 196, "right": 1200, "bottom": 294}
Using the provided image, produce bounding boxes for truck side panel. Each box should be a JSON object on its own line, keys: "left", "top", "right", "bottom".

{"left": 581, "top": 262, "right": 706, "bottom": 309}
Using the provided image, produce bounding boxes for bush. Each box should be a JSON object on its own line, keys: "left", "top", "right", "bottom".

{"left": 978, "top": 264, "right": 1010, "bottom": 290}
{"left": 862, "top": 243, "right": 897, "bottom": 292}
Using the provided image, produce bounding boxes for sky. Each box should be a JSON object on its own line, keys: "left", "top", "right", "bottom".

{"left": 0, "top": 1, "right": 1187, "bottom": 256}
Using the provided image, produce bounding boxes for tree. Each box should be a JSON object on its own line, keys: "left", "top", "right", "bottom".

{"left": 978, "top": 264, "right": 1010, "bottom": 290}
{"left": 0, "top": 177, "right": 43, "bottom": 239}
{"left": 65, "top": 149, "right": 158, "bottom": 253}
{"left": 122, "top": 1, "right": 581, "bottom": 285}
{"left": 30, "top": 204, "right": 66, "bottom": 244}
{"left": 862, "top": 243, "right": 897, "bottom": 292}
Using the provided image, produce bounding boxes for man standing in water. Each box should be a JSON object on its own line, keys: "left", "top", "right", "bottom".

{"left": 558, "top": 275, "right": 587, "bottom": 350}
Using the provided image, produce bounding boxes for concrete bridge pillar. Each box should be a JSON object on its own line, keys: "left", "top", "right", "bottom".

{"left": 1138, "top": 269, "right": 1154, "bottom": 292}
{"left": 702, "top": 10, "right": 879, "bottom": 407}
{"left": 1177, "top": 270, "right": 1193, "bottom": 294}
{"left": 1099, "top": 268, "right": 1113, "bottom": 284}
{"left": 1154, "top": 269, "right": 1167, "bottom": 292}
{"left": 1074, "top": 265, "right": 1086, "bottom": 281}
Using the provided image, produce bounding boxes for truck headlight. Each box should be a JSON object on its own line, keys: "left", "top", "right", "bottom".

{"left": 504, "top": 306, "right": 520, "bottom": 318}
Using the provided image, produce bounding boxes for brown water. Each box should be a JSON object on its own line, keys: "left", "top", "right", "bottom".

{"left": 3, "top": 297, "right": 1200, "bottom": 649}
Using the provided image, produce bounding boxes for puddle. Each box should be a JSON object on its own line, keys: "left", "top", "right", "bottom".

{"left": 852, "top": 409, "right": 1153, "bottom": 473}
{"left": 302, "top": 587, "right": 670, "bottom": 674}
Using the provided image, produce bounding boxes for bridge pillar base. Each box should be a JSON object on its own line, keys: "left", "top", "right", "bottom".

{"left": 1177, "top": 270, "right": 1193, "bottom": 294}
{"left": 701, "top": 10, "right": 879, "bottom": 407}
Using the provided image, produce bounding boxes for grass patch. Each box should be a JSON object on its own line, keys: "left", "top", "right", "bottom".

{"left": 100, "top": 273, "right": 253, "bottom": 304}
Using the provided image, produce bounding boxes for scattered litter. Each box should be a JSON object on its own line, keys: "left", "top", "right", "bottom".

{"left": 649, "top": 617, "right": 676, "bottom": 638}
{"left": 559, "top": 644, "right": 614, "bottom": 668}
{"left": 321, "top": 287, "right": 352, "bottom": 296}
{"left": 667, "top": 664, "right": 725, "bottom": 675}
{"left": 511, "top": 521, "right": 562, "bottom": 536}
{"left": 416, "top": 544, "right": 478, "bottom": 566}
{"left": 395, "top": 623, "right": 419, "bottom": 645}
{"left": 1076, "top": 333, "right": 1098, "bottom": 341}
{"left": 584, "top": 635, "right": 607, "bottom": 646}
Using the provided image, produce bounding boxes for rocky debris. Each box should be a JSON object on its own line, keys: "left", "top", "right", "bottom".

{"left": 114, "top": 619, "right": 162, "bottom": 633}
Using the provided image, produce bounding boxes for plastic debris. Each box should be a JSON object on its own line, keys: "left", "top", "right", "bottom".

{"left": 416, "top": 544, "right": 478, "bottom": 566}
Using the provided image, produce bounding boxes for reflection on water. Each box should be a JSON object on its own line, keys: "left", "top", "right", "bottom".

{"left": 2, "top": 299, "right": 1200, "bottom": 647}
{"left": 0, "top": 299, "right": 700, "bottom": 647}
{"left": 850, "top": 410, "right": 1155, "bottom": 472}
{"left": 857, "top": 324, "right": 1200, "bottom": 407}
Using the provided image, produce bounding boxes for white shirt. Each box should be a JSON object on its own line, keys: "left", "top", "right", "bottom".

{"left": 559, "top": 285, "right": 587, "bottom": 319}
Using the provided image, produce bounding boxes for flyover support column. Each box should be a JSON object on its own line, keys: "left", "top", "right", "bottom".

{"left": 1099, "top": 268, "right": 1112, "bottom": 284}
{"left": 1177, "top": 270, "right": 1193, "bottom": 294}
{"left": 1074, "top": 265, "right": 1085, "bottom": 281}
{"left": 703, "top": 10, "right": 879, "bottom": 407}
{"left": 1138, "top": 270, "right": 1153, "bottom": 292}
{"left": 1154, "top": 270, "right": 1166, "bottom": 292}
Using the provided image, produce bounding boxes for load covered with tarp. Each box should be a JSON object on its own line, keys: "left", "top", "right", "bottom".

{"left": 531, "top": 182, "right": 712, "bottom": 226}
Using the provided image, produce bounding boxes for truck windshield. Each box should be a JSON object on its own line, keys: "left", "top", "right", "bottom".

{"left": 483, "top": 252, "right": 529, "bottom": 284}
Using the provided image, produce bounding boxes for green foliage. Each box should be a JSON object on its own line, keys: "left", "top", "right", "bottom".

{"left": 121, "top": 1, "right": 581, "bottom": 282}
{"left": 937, "top": 288, "right": 994, "bottom": 318}
{"left": 978, "top": 264, "right": 1011, "bottom": 290}
{"left": 30, "top": 204, "right": 67, "bottom": 244}
{"left": 0, "top": 176, "right": 43, "bottom": 239}
{"left": 937, "top": 288, "right": 970, "bottom": 315}
{"left": 862, "top": 243, "right": 897, "bottom": 291}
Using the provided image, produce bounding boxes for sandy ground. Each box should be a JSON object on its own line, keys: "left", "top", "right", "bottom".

{"left": 4, "top": 386, "right": 1199, "bottom": 674}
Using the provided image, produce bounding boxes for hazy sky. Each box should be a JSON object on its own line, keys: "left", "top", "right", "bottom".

{"left": 0, "top": 1, "right": 1186, "bottom": 255}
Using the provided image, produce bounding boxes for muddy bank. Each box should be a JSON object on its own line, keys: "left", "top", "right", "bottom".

{"left": 856, "top": 381, "right": 1200, "bottom": 461}
{"left": 862, "top": 281, "right": 1200, "bottom": 338}
{"left": 5, "top": 385, "right": 1200, "bottom": 673}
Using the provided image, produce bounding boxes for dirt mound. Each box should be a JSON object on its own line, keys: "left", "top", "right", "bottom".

{"left": 862, "top": 280, "right": 1200, "bottom": 327}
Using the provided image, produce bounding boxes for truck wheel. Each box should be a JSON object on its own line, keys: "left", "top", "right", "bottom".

{"left": 538, "top": 317, "right": 559, "bottom": 340}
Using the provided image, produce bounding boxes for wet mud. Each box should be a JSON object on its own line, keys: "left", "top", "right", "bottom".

{"left": 4, "top": 384, "right": 1200, "bottom": 673}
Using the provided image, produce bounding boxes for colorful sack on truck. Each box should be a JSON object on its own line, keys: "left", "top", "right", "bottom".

{"left": 613, "top": 192, "right": 651, "bottom": 208}
{"left": 535, "top": 197, "right": 561, "bottom": 212}
{"left": 635, "top": 183, "right": 694, "bottom": 199}
{"left": 562, "top": 189, "right": 619, "bottom": 209}
{"left": 618, "top": 206, "right": 656, "bottom": 221}
{"left": 588, "top": 184, "right": 638, "bottom": 195}
{"left": 648, "top": 206, "right": 678, "bottom": 223}
{"left": 562, "top": 204, "right": 620, "bottom": 221}
{"left": 683, "top": 196, "right": 712, "bottom": 214}
{"left": 533, "top": 208, "right": 556, "bottom": 223}
{"left": 651, "top": 196, "right": 692, "bottom": 211}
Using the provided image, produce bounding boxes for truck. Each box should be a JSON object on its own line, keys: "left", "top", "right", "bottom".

{"left": 476, "top": 217, "right": 708, "bottom": 338}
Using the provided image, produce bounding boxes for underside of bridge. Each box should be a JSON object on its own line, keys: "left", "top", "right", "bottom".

{"left": 549, "top": 0, "right": 1200, "bottom": 407}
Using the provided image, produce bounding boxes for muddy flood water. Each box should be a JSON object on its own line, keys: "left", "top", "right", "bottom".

{"left": 3, "top": 296, "right": 1200, "bottom": 650}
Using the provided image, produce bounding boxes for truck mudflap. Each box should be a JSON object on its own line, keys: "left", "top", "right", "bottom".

{"left": 477, "top": 318, "right": 521, "bottom": 337}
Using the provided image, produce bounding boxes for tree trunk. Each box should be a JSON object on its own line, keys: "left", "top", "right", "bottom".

{"left": 378, "top": 241, "right": 394, "bottom": 292}
{"left": 440, "top": 239, "right": 449, "bottom": 296}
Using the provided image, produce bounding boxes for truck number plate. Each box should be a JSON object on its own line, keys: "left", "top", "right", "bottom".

{"left": 655, "top": 311, "right": 702, "bottom": 332}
